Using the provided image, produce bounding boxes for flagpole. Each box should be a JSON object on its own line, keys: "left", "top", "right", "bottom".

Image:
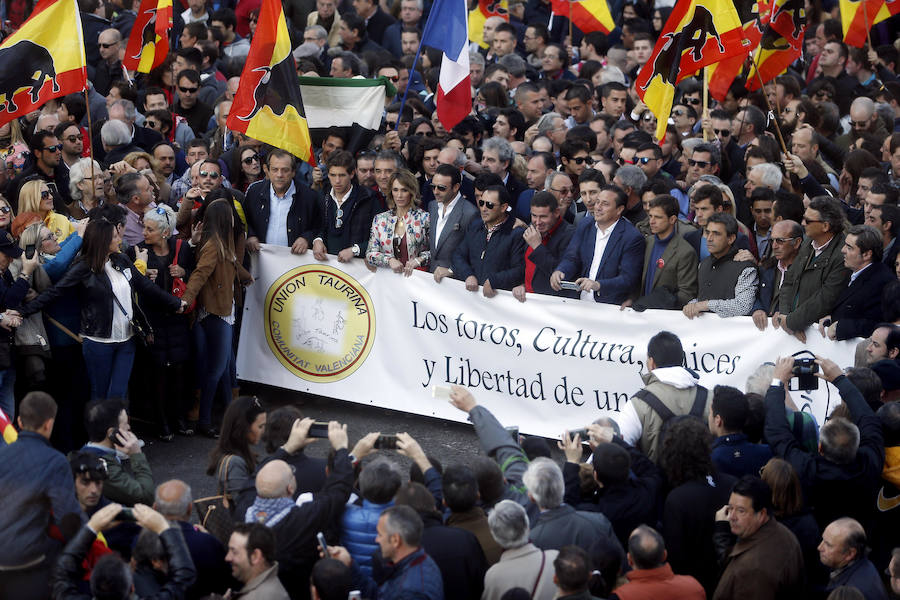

{"left": 863, "top": 0, "right": 873, "bottom": 50}
{"left": 568, "top": 0, "right": 573, "bottom": 48}
{"left": 82, "top": 88, "right": 96, "bottom": 190}
{"left": 396, "top": 39, "right": 428, "bottom": 131}
{"left": 702, "top": 67, "right": 709, "bottom": 142}
{"left": 752, "top": 60, "right": 790, "bottom": 157}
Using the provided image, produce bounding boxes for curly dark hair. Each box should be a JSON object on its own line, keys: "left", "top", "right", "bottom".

{"left": 659, "top": 416, "right": 714, "bottom": 487}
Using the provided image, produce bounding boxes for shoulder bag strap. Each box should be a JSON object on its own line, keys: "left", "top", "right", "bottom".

{"left": 530, "top": 551, "right": 546, "bottom": 599}
{"left": 173, "top": 239, "right": 183, "bottom": 264}
{"left": 689, "top": 386, "right": 708, "bottom": 419}
{"left": 217, "top": 454, "right": 233, "bottom": 496}
{"left": 633, "top": 388, "right": 676, "bottom": 422}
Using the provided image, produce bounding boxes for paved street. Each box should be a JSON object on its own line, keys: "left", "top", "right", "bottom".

{"left": 142, "top": 381, "right": 487, "bottom": 500}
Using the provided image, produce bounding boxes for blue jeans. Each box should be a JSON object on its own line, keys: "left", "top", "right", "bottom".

{"left": 0, "top": 368, "right": 15, "bottom": 420}
{"left": 82, "top": 338, "right": 136, "bottom": 402}
{"left": 194, "top": 315, "right": 233, "bottom": 427}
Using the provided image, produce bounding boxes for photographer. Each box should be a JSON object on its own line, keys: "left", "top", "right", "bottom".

{"left": 765, "top": 356, "right": 884, "bottom": 531}
{"left": 51, "top": 502, "right": 196, "bottom": 600}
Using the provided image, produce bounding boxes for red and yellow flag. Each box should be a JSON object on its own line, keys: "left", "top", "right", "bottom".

{"left": 469, "top": 0, "right": 508, "bottom": 49}
{"left": 635, "top": 0, "right": 749, "bottom": 140}
{"left": 747, "top": 0, "right": 808, "bottom": 89}
{"left": 227, "top": 0, "right": 314, "bottom": 164}
{"left": 708, "top": 0, "right": 772, "bottom": 101}
{"left": 550, "top": 0, "right": 615, "bottom": 35}
{"left": 123, "top": 0, "right": 173, "bottom": 73}
{"left": 0, "top": 407, "right": 16, "bottom": 444}
{"left": 0, "top": 0, "right": 87, "bottom": 129}
{"left": 840, "top": 0, "right": 885, "bottom": 47}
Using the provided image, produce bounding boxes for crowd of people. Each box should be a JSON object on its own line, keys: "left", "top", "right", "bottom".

{"left": 0, "top": 0, "right": 899, "bottom": 596}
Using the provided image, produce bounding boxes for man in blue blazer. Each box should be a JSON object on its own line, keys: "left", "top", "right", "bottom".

{"left": 551, "top": 182, "right": 645, "bottom": 304}
{"left": 427, "top": 165, "right": 479, "bottom": 272}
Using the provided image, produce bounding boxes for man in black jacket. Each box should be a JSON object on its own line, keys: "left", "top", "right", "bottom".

{"left": 766, "top": 355, "right": 885, "bottom": 531}
{"left": 245, "top": 149, "right": 322, "bottom": 255}
{"left": 512, "top": 191, "right": 575, "bottom": 301}
{"left": 244, "top": 418, "right": 354, "bottom": 600}
{"left": 52, "top": 502, "right": 196, "bottom": 600}
{"left": 446, "top": 185, "right": 527, "bottom": 297}
{"left": 312, "top": 151, "right": 375, "bottom": 262}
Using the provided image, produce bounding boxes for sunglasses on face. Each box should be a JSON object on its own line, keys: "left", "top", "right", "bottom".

{"left": 635, "top": 156, "right": 653, "bottom": 165}
{"left": 199, "top": 170, "right": 220, "bottom": 178}
{"left": 814, "top": 91, "right": 831, "bottom": 99}
{"left": 0, "top": 206, "right": 10, "bottom": 214}
{"left": 672, "top": 109, "right": 686, "bottom": 117}
{"left": 714, "top": 129, "right": 730, "bottom": 137}
{"left": 432, "top": 183, "right": 449, "bottom": 191}
{"left": 478, "top": 200, "right": 497, "bottom": 209}
{"left": 850, "top": 120, "right": 869, "bottom": 128}
{"left": 641, "top": 114, "right": 656, "bottom": 122}
{"left": 146, "top": 120, "right": 160, "bottom": 128}
{"left": 179, "top": 86, "right": 199, "bottom": 94}
{"left": 43, "top": 144, "right": 63, "bottom": 152}
{"left": 385, "top": 75, "right": 400, "bottom": 82}
{"left": 40, "top": 190, "right": 51, "bottom": 199}
{"left": 99, "top": 42, "right": 118, "bottom": 48}
{"left": 65, "top": 134, "right": 84, "bottom": 142}
{"left": 571, "top": 156, "right": 594, "bottom": 165}
{"left": 684, "top": 98, "right": 701, "bottom": 105}
{"left": 688, "top": 159, "right": 710, "bottom": 168}
{"left": 619, "top": 157, "right": 635, "bottom": 165}
{"left": 242, "top": 154, "right": 260, "bottom": 164}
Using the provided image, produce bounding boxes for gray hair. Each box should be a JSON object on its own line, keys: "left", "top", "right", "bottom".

{"left": 746, "top": 363, "right": 775, "bottom": 396}
{"left": 469, "top": 52, "right": 486, "bottom": 67}
{"left": 598, "top": 66, "right": 626, "bottom": 85}
{"left": 110, "top": 99, "right": 137, "bottom": 123}
{"left": 482, "top": 136, "right": 515, "bottom": 165}
{"left": 498, "top": 53, "right": 527, "bottom": 78}
{"left": 522, "top": 457, "right": 564, "bottom": 509}
{"left": 305, "top": 24, "right": 328, "bottom": 40}
{"left": 100, "top": 119, "right": 131, "bottom": 147}
{"left": 487, "top": 500, "right": 530, "bottom": 549}
{"left": 402, "top": 0, "right": 424, "bottom": 10}
{"left": 536, "top": 112, "right": 563, "bottom": 135}
{"left": 682, "top": 137, "right": 705, "bottom": 155}
{"left": 545, "top": 170, "right": 569, "bottom": 191}
{"left": 144, "top": 203, "right": 176, "bottom": 236}
{"left": 68, "top": 158, "right": 102, "bottom": 200}
{"left": 154, "top": 481, "right": 193, "bottom": 517}
{"left": 375, "top": 149, "right": 406, "bottom": 169}
{"left": 616, "top": 164, "right": 647, "bottom": 190}
{"left": 381, "top": 505, "right": 424, "bottom": 546}
{"left": 439, "top": 146, "right": 466, "bottom": 168}
{"left": 213, "top": 98, "right": 232, "bottom": 121}
{"left": 750, "top": 163, "right": 783, "bottom": 190}
{"left": 359, "top": 457, "right": 403, "bottom": 503}
{"left": 820, "top": 417, "right": 860, "bottom": 464}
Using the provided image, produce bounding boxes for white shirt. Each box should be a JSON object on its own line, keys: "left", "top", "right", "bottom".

{"left": 581, "top": 219, "right": 619, "bottom": 302}
{"left": 434, "top": 193, "right": 461, "bottom": 246}
{"left": 84, "top": 261, "right": 133, "bottom": 343}
{"left": 265, "top": 181, "right": 296, "bottom": 247}
{"left": 181, "top": 7, "right": 208, "bottom": 23}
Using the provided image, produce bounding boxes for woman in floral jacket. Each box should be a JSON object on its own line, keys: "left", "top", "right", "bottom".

{"left": 366, "top": 169, "right": 430, "bottom": 275}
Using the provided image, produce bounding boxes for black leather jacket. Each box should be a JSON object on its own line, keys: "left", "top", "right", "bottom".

{"left": 52, "top": 525, "right": 196, "bottom": 600}
{"left": 22, "top": 253, "right": 181, "bottom": 339}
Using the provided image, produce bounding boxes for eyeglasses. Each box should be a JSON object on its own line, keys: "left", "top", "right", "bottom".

{"left": 0, "top": 206, "right": 10, "bottom": 214}
{"left": 802, "top": 217, "right": 823, "bottom": 224}
{"left": 40, "top": 190, "right": 51, "bottom": 199}
{"left": 672, "top": 109, "right": 686, "bottom": 117}
{"left": 713, "top": 129, "right": 730, "bottom": 137}
{"left": 772, "top": 236, "right": 799, "bottom": 244}
{"left": 850, "top": 120, "right": 869, "bottom": 128}
{"left": 814, "top": 91, "right": 832, "bottom": 99}
{"left": 641, "top": 114, "right": 656, "bottom": 122}
{"left": 65, "top": 134, "right": 84, "bottom": 142}
{"left": 99, "top": 42, "right": 118, "bottom": 48}
{"left": 179, "top": 86, "right": 199, "bottom": 94}
{"left": 618, "top": 158, "right": 635, "bottom": 166}
{"left": 550, "top": 186, "right": 572, "bottom": 195}
{"left": 335, "top": 207, "right": 344, "bottom": 228}
{"left": 635, "top": 156, "right": 653, "bottom": 165}
{"left": 199, "top": 170, "right": 220, "bottom": 178}
{"left": 571, "top": 156, "right": 594, "bottom": 165}
{"left": 40, "top": 232, "right": 55, "bottom": 243}
{"left": 478, "top": 200, "right": 497, "bottom": 209}
{"left": 386, "top": 120, "right": 397, "bottom": 128}
{"left": 431, "top": 183, "right": 449, "bottom": 191}
{"left": 688, "top": 159, "right": 710, "bottom": 168}
{"left": 146, "top": 120, "right": 160, "bottom": 129}
{"left": 684, "top": 98, "right": 701, "bottom": 105}
{"left": 385, "top": 75, "right": 400, "bottom": 82}
{"left": 242, "top": 154, "right": 261, "bottom": 164}
{"left": 43, "top": 144, "right": 63, "bottom": 152}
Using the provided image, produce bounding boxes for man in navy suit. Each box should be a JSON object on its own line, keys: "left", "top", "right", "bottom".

{"left": 428, "top": 165, "right": 479, "bottom": 273}
{"left": 551, "top": 183, "right": 645, "bottom": 305}
{"left": 819, "top": 224, "right": 895, "bottom": 341}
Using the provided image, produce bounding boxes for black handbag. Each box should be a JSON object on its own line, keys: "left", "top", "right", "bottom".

{"left": 112, "top": 292, "right": 154, "bottom": 346}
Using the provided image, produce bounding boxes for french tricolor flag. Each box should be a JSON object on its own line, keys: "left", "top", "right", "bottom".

{"left": 420, "top": 0, "right": 471, "bottom": 131}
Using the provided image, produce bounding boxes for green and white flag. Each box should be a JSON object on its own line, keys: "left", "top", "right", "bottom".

{"left": 298, "top": 76, "right": 395, "bottom": 155}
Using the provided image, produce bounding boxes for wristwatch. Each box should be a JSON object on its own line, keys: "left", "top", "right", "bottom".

{"left": 771, "top": 378, "right": 784, "bottom": 388}
{"left": 352, "top": 244, "right": 360, "bottom": 257}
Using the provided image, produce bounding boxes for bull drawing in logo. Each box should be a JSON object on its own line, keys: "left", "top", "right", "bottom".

{"left": 485, "top": 0, "right": 508, "bottom": 16}
{"left": 735, "top": 0, "right": 768, "bottom": 38}
{"left": 234, "top": 52, "right": 299, "bottom": 122}
{"left": 129, "top": 6, "right": 158, "bottom": 62}
{"left": 639, "top": 6, "right": 724, "bottom": 92}
{"left": 0, "top": 40, "right": 59, "bottom": 113}
{"left": 771, "top": 0, "right": 806, "bottom": 40}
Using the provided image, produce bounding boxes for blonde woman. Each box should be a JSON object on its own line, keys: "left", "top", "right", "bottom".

{"left": 366, "top": 170, "right": 430, "bottom": 275}
{"left": 18, "top": 179, "right": 75, "bottom": 242}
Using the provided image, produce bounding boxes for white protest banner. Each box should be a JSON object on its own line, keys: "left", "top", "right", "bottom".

{"left": 236, "top": 245, "right": 860, "bottom": 438}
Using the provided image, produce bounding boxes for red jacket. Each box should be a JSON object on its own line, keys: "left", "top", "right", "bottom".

{"left": 612, "top": 564, "right": 706, "bottom": 600}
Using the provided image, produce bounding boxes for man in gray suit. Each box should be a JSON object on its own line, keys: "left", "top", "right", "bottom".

{"left": 430, "top": 164, "right": 479, "bottom": 277}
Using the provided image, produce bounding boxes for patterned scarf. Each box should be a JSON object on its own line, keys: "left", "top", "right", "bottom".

{"left": 245, "top": 496, "right": 295, "bottom": 527}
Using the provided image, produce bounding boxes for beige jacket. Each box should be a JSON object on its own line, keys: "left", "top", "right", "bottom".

{"left": 234, "top": 563, "right": 290, "bottom": 600}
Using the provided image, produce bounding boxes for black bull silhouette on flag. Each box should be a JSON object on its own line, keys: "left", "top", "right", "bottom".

{"left": 639, "top": 5, "right": 726, "bottom": 92}
{"left": 761, "top": 0, "right": 806, "bottom": 50}
{"left": 129, "top": 6, "right": 159, "bottom": 63}
{"left": 0, "top": 39, "right": 60, "bottom": 114}
{"left": 233, "top": 49, "right": 302, "bottom": 123}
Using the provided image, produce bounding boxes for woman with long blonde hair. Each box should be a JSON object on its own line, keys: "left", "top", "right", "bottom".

{"left": 18, "top": 178, "right": 75, "bottom": 242}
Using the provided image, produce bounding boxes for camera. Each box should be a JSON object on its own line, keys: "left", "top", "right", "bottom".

{"left": 374, "top": 434, "right": 398, "bottom": 449}
{"left": 791, "top": 357, "right": 819, "bottom": 390}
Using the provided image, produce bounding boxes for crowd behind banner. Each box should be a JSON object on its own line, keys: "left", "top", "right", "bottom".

{"left": 0, "top": 0, "right": 899, "bottom": 597}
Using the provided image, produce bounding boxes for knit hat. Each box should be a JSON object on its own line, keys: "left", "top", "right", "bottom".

{"left": 11, "top": 211, "right": 42, "bottom": 239}
{"left": 591, "top": 443, "right": 631, "bottom": 485}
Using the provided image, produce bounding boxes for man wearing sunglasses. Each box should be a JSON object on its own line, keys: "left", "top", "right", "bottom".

{"left": 447, "top": 184, "right": 526, "bottom": 297}
{"left": 5, "top": 130, "right": 69, "bottom": 214}
{"left": 246, "top": 149, "right": 321, "bottom": 256}
{"left": 836, "top": 97, "right": 888, "bottom": 152}
{"left": 429, "top": 164, "right": 478, "bottom": 276}
{"left": 751, "top": 220, "right": 803, "bottom": 331}
{"left": 175, "top": 69, "right": 214, "bottom": 138}
{"left": 93, "top": 28, "right": 123, "bottom": 97}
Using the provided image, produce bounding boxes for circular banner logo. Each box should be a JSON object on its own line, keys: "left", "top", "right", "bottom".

{"left": 264, "top": 265, "right": 375, "bottom": 382}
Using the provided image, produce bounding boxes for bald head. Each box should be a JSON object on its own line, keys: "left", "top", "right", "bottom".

{"left": 628, "top": 525, "right": 667, "bottom": 570}
{"left": 256, "top": 460, "right": 295, "bottom": 499}
{"left": 154, "top": 479, "right": 192, "bottom": 520}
